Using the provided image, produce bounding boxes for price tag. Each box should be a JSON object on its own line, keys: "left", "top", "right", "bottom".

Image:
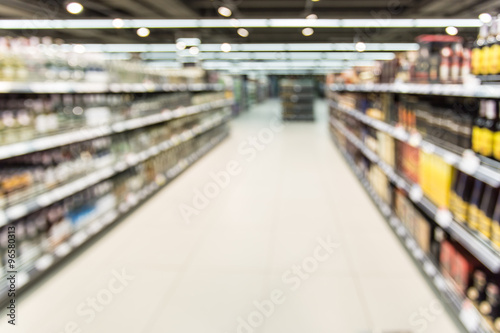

{"left": 55, "top": 242, "right": 72, "bottom": 257}
{"left": 35, "top": 254, "right": 54, "bottom": 271}
{"left": 433, "top": 275, "right": 446, "bottom": 291}
{"left": 459, "top": 150, "right": 480, "bottom": 175}
{"left": 87, "top": 221, "right": 104, "bottom": 235}
{"left": 408, "top": 132, "right": 422, "bottom": 147}
{"left": 435, "top": 208, "right": 453, "bottom": 228}
{"left": 17, "top": 272, "right": 29, "bottom": 288}
{"left": 6, "top": 205, "right": 28, "bottom": 221}
{"left": 70, "top": 231, "right": 88, "bottom": 247}
{"left": 459, "top": 299, "right": 481, "bottom": 331}
{"left": 409, "top": 185, "right": 424, "bottom": 203}
{"left": 423, "top": 261, "right": 436, "bottom": 277}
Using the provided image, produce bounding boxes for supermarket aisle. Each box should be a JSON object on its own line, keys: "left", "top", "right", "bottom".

{"left": 2, "top": 99, "right": 461, "bottom": 333}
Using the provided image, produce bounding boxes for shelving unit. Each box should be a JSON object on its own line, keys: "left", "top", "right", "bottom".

{"left": 0, "top": 126, "right": 229, "bottom": 306}
{"left": 0, "top": 66, "right": 233, "bottom": 304}
{"left": 280, "top": 79, "right": 315, "bottom": 120}
{"left": 330, "top": 132, "right": 493, "bottom": 333}
{"left": 329, "top": 83, "right": 500, "bottom": 99}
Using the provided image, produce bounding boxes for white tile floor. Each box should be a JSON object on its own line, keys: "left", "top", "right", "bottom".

{"left": 0, "top": 99, "right": 462, "bottom": 333}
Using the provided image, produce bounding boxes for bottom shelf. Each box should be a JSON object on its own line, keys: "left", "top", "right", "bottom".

{"left": 0, "top": 129, "right": 229, "bottom": 307}
{"left": 330, "top": 132, "right": 493, "bottom": 333}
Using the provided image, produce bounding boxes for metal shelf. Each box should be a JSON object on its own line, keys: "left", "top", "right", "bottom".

{"left": 329, "top": 100, "right": 500, "bottom": 188}
{"left": 0, "top": 82, "right": 224, "bottom": 94}
{"left": 331, "top": 135, "right": 494, "bottom": 333}
{"left": 0, "top": 99, "right": 233, "bottom": 161}
{"left": 329, "top": 83, "right": 500, "bottom": 99}
{"left": 330, "top": 118, "right": 500, "bottom": 273}
{"left": 0, "top": 111, "right": 232, "bottom": 227}
{"left": 0, "top": 130, "right": 229, "bottom": 307}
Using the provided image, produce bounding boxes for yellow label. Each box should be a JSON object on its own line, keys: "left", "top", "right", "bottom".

{"left": 472, "top": 126, "right": 482, "bottom": 153}
{"left": 489, "top": 44, "right": 500, "bottom": 75}
{"left": 481, "top": 46, "right": 490, "bottom": 75}
{"left": 456, "top": 201, "right": 469, "bottom": 224}
{"left": 478, "top": 210, "right": 492, "bottom": 239}
{"left": 482, "top": 129, "right": 493, "bottom": 157}
{"left": 469, "top": 205, "right": 481, "bottom": 230}
{"left": 472, "top": 48, "right": 481, "bottom": 75}
{"left": 492, "top": 221, "right": 500, "bottom": 249}
{"left": 494, "top": 132, "right": 500, "bottom": 160}
{"left": 449, "top": 192, "right": 458, "bottom": 215}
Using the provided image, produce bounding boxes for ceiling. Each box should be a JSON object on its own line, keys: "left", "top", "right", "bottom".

{"left": 0, "top": 0, "right": 498, "bottom": 44}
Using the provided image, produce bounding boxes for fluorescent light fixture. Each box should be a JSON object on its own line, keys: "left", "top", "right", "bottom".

{"left": 220, "top": 43, "right": 232, "bottom": 52}
{"left": 66, "top": 2, "right": 83, "bottom": 14}
{"left": 355, "top": 42, "right": 366, "bottom": 52}
{"left": 143, "top": 51, "right": 396, "bottom": 61}
{"left": 218, "top": 6, "right": 232, "bottom": 17}
{"left": 176, "top": 38, "right": 201, "bottom": 46}
{"left": 479, "top": 13, "right": 492, "bottom": 24}
{"left": 231, "top": 19, "right": 240, "bottom": 28}
{"left": 60, "top": 43, "right": 418, "bottom": 53}
{"left": 237, "top": 28, "right": 249, "bottom": 37}
{"left": 302, "top": 28, "right": 314, "bottom": 36}
{"left": 112, "top": 18, "right": 125, "bottom": 29}
{"left": 176, "top": 41, "right": 186, "bottom": 50}
{"left": 0, "top": 19, "right": 481, "bottom": 29}
{"left": 445, "top": 26, "right": 458, "bottom": 36}
{"left": 189, "top": 46, "right": 199, "bottom": 55}
{"left": 137, "top": 27, "right": 150, "bottom": 37}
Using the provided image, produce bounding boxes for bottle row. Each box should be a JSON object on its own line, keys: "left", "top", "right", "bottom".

{"left": 0, "top": 106, "right": 229, "bottom": 210}
{"left": 330, "top": 106, "right": 500, "bottom": 252}
{"left": 0, "top": 123, "right": 229, "bottom": 281}
{"left": 473, "top": 15, "right": 500, "bottom": 76}
{"left": 0, "top": 36, "right": 209, "bottom": 84}
{"left": 0, "top": 91, "right": 226, "bottom": 145}
{"left": 331, "top": 128, "right": 500, "bottom": 332}
{"left": 330, "top": 91, "right": 500, "bottom": 161}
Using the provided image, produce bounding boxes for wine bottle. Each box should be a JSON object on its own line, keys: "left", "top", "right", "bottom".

{"left": 467, "top": 270, "right": 488, "bottom": 303}
{"left": 478, "top": 184, "right": 499, "bottom": 240}
{"left": 472, "top": 100, "right": 486, "bottom": 154}
{"left": 469, "top": 179, "right": 485, "bottom": 231}
{"left": 482, "top": 100, "right": 497, "bottom": 157}
{"left": 472, "top": 24, "right": 488, "bottom": 75}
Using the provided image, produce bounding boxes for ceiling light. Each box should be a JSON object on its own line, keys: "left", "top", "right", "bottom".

{"left": 302, "top": 28, "right": 314, "bottom": 36}
{"left": 311, "top": 0, "right": 320, "bottom": 2}
{"left": 221, "top": 43, "right": 232, "bottom": 52}
{"left": 66, "top": 2, "right": 83, "bottom": 14}
{"left": 237, "top": 28, "right": 249, "bottom": 37}
{"left": 189, "top": 46, "right": 199, "bottom": 55}
{"left": 73, "top": 44, "right": 86, "bottom": 53}
{"left": 355, "top": 42, "right": 366, "bottom": 52}
{"left": 445, "top": 26, "right": 458, "bottom": 36}
{"left": 306, "top": 14, "right": 318, "bottom": 20}
{"left": 137, "top": 27, "right": 150, "bottom": 37}
{"left": 479, "top": 13, "right": 492, "bottom": 23}
{"left": 176, "top": 41, "right": 186, "bottom": 50}
{"left": 218, "top": 6, "right": 232, "bottom": 17}
{"left": 112, "top": 18, "right": 124, "bottom": 29}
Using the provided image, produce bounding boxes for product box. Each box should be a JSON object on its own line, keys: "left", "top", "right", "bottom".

{"left": 440, "top": 240, "right": 455, "bottom": 277}
{"left": 452, "top": 251, "right": 473, "bottom": 294}
{"left": 415, "top": 214, "right": 432, "bottom": 254}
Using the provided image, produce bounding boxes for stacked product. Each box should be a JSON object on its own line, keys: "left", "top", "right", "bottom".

{"left": 280, "top": 79, "right": 315, "bottom": 120}
{"left": 329, "top": 83, "right": 500, "bottom": 331}
{"left": 0, "top": 38, "right": 233, "bottom": 303}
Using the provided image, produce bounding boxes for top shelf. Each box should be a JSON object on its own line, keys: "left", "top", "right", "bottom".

{"left": 329, "top": 83, "right": 500, "bottom": 99}
{"left": 0, "top": 82, "right": 224, "bottom": 94}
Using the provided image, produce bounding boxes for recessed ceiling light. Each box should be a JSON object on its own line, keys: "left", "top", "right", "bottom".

{"left": 355, "top": 42, "right": 366, "bottom": 52}
{"left": 221, "top": 43, "right": 232, "bottom": 52}
{"left": 176, "top": 41, "right": 187, "bottom": 50}
{"left": 237, "top": 28, "right": 249, "bottom": 37}
{"left": 66, "top": 2, "right": 83, "bottom": 14}
{"left": 311, "top": 0, "right": 320, "bottom": 2}
{"left": 112, "top": 18, "right": 124, "bottom": 29}
{"left": 218, "top": 6, "right": 232, "bottom": 17}
{"left": 73, "top": 44, "right": 86, "bottom": 53}
{"left": 445, "top": 26, "right": 458, "bottom": 36}
{"left": 479, "top": 13, "right": 492, "bottom": 23}
{"left": 306, "top": 14, "right": 318, "bottom": 20}
{"left": 137, "top": 27, "right": 150, "bottom": 37}
{"left": 302, "top": 28, "right": 314, "bottom": 36}
{"left": 189, "top": 46, "right": 200, "bottom": 55}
